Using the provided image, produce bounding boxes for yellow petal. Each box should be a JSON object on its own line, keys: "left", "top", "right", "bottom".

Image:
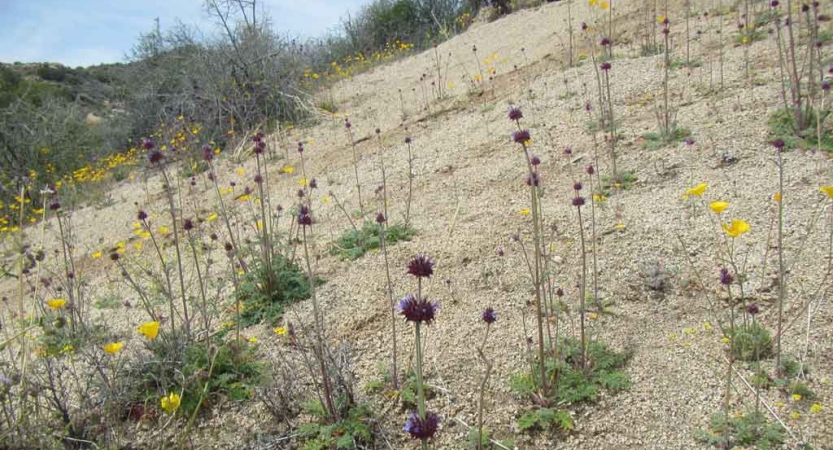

{"left": 520, "top": 208, "right": 531, "bottom": 216}
{"left": 103, "top": 342, "right": 124, "bottom": 354}
{"left": 91, "top": 250, "right": 103, "bottom": 259}
{"left": 685, "top": 183, "right": 708, "bottom": 197}
{"left": 709, "top": 201, "right": 729, "bottom": 215}
{"left": 722, "top": 219, "right": 751, "bottom": 238}
{"left": 821, "top": 186, "right": 833, "bottom": 199}
{"left": 46, "top": 298, "right": 67, "bottom": 310}
{"left": 137, "top": 321, "right": 160, "bottom": 340}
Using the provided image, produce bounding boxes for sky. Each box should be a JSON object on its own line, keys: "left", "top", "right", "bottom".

{"left": 0, "top": 0, "right": 368, "bottom": 67}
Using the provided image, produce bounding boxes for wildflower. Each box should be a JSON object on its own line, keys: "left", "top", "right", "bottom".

{"left": 790, "top": 411, "right": 801, "bottom": 420}
{"left": 572, "top": 196, "right": 586, "bottom": 207}
{"left": 236, "top": 168, "right": 245, "bottom": 176}
{"left": 747, "top": 303, "right": 760, "bottom": 316}
{"left": 137, "top": 321, "right": 160, "bottom": 340}
{"left": 525, "top": 173, "right": 540, "bottom": 186}
{"left": 774, "top": 192, "right": 782, "bottom": 202}
{"left": 586, "top": 165, "right": 594, "bottom": 175}
{"left": 91, "top": 250, "right": 102, "bottom": 259}
{"left": 404, "top": 411, "right": 440, "bottom": 441}
{"left": 810, "top": 403, "right": 823, "bottom": 413}
{"left": 43, "top": 297, "right": 67, "bottom": 310}
{"left": 531, "top": 155, "right": 541, "bottom": 166}
{"left": 159, "top": 226, "right": 169, "bottom": 235}
{"left": 600, "top": 62, "right": 612, "bottom": 71}
{"left": 720, "top": 268, "right": 734, "bottom": 286}
{"left": 297, "top": 142, "right": 304, "bottom": 153}
{"left": 563, "top": 146, "right": 573, "bottom": 155}
{"left": 103, "top": 342, "right": 124, "bottom": 354}
{"left": 202, "top": 144, "right": 214, "bottom": 161}
{"left": 398, "top": 293, "right": 439, "bottom": 324}
{"left": 508, "top": 105, "right": 523, "bottom": 121}
{"left": 512, "top": 129, "right": 531, "bottom": 145}
{"left": 49, "top": 200, "right": 61, "bottom": 211}
{"left": 588, "top": 312, "right": 599, "bottom": 320}
{"left": 160, "top": 392, "right": 181, "bottom": 414}
{"left": 685, "top": 183, "right": 708, "bottom": 197}
{"left": 709, "top": 201, "right": 729, "bottom": 214}
{"left": 573, "top": 182, "right": 583, "bottom": 191}
{"left": 142, "top": 139, "right": 155, "bottom": 150}
{"left": 376, "top": 212, "right": 386, "bottom": 224}
{"left": 771, "top": 139, "right": 786, "bottom": 150}
{"left": 183, "top": 219, "right": 195, "bottom": 231}
{"left": 600, "top": 37, "right": 612, "bottom": 46}
{"left": 137, "top": 210, "right": 148, "bottom": 221}
{"left": 206, "top": 212, "right": 219, "bottom": 222}
{"left": 273, "top": 326, "right": 288, "bottom": 336}
{"left": 723, "top": 219, "right": 751, "bottom": 238}
{"left": 407, "top": 254, "right": 435, "bottom": 278}
{"left": 820, "top": 186, "right": 833, "bottom": 198}
{"left": 405, "top": 136, "right": 412, "bottom": 144}
{"left": 482, "top": 308, "right": 497, "bottom": 324}
{"left": 148, "top": 150, "right": 164, "bottom": 164}
{"left": 254, "top": 174, "right": 263, "bottom": 184}
{"left": 298, "top": 205, "right": 313, "bottom": 226}
{"left": 248, "top": 336, "right": 258, "bottom": 344}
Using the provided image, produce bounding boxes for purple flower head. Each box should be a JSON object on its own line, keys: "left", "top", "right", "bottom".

{"left": 556, "top": 287, "right": 564, "bottom": 297}
{"left": 585, "top": 102, "right": 592, "bottom": 111}
{"left": 110, "top": 252, "right": 120, "bottom": 261}
{"left": 224, "top": 242, "right": 234, "bottom": 252}
{"left": 508, "top": 105, "right": 523, "bottom": 121}
{"left": 142, "top": 139, "right": 155, "bottom": 150}
{"left": 747, "top": 303, "right": 760, "bottom": 316}
{"left": 685, "top": 136, "right": 695, "bottom": 146}
{"left": 600, "top": 62, "right": 612, "bottom": 71}
{"left": 662, "top": 26, "right": 670, "bottom": 35}
{"left": 719, "top": 268, "right": 734, "bottom": 286}
{"left": 137, "top": 210, "right": 148, "bottom": 221}
{"left": 572, "top": 196, "right": 586, "bottom": 207}
{"left": 531, "top": 155, "right": 541, "bottom": 166}
{"left": 148, "top": 149, "right": 165, "bottom": 164}
{"left": 770, "top": 139, "right": 786, "bottom": 150}
{"left": 376, "top": 212, "right": 386, "bottom": 224}
{"left": 210, "top": 232, "right": 218, "bottom": 241}
{"left": 298, "top": 205, "right": 313, "bottom": 226}
{"left": 512, "top": 129, "right": 531, "bottom": 144}
{"left": 573, "top": 181, "right": 583, "bottom": 191}
{"left": 49, "top": 201, "right": 61, "bottom": 211}
{"left": 496, "top": 246, "right": 505, "bottom": 257}
{"left": 345, "top": 120, "right": 352, "bottom": 129}
{"left": 297, "top": 142, "right": 304, "bottom": 153}
{"left": 309, "top": 178, "right": 318, "bottom": 189}
{"left": 297, "top": 189, "right": 305, "bottom": 198}
{"left": 405, "top": 136, "right": 412, "bottom": 144}
{"left": 375, "top": 127, "right": 381, "bottom": 135}
{"left": 802, "top": 3, "right": 809, "bottom": 12}
{"left": 407, "top": 254, "right": 435, "bottom": 278}
{"left": 404, "top": 412, "right": 440, "bottom": 441}
{"left": 254, "top": 141, "right": 266, "bottom": 155}
{"left": 253, "top": 132, "right": 264, "bottom": 143}
{"left": 823, "top": 80, "right": 831, "bottom": 91}
{"left": 254, "top": 174, "right": 263, "bottom": 184}
{"left": 230, "top": 181, "right": 237, "bottom": 188}
{"left": 202, "top": 145, "right": 214, "bottom": 161}
{"left": 771, "top": 0, "right": 779, "bottom": 7}
{"left": 586, "top": 165, "right": 595, "bottom": 175}
{"left": 482, "top": 307, "right": 497, "bottom": 324}
{"left": 525, "top": 173, "right": 541, "bottom": 187}
{"left": 581, "top": 22, "right": 588, "bottom": 31}
{"left": 563, "top": 146, "right": 573, "bottom": 155}
{"left": 398, "top": 294, "right": 439, "bottom": 324}
{"left": 183, "top": 218, "right": 195, "bottom": 231}
{"left": 600, "top": 37, "right": 612, "bottom": 46}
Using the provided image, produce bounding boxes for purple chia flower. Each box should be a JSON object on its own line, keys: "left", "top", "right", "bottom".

{"left": 224, "top": 242, "right": 234, "bottom": 252}
{"left": 148, "top": 149, "right": 165, "bottom": 164}
{"left": 345, "top": 120, "right": 352, "bottom": 129}
{"left": 297, "top": 189, "right": 305, "bottom": 198}
{"left": 508, "top": 105, "right": 523, "bottom": 121}
{"left": 375, "top": 127, "right": 381, "bottom": 134}
{"left": 600, "top": 37, "right": 612, "bottom": 46}
{"left": 685, "top": 137, "right": 695, "bottom": 146}
{"left": 512, "top": 129, "right": 531, "bottom": 144}
{"left": 202, "top": 145, "right": 214, "bottom": 161}
{"left": 585, "top": 102, "right": 592, "bottom": 111}
{"left": 183, "top": 219, "right": 195, "bottom": 231}
{"left": 573, "top": 182, "right": 583, "bottom": 191}
{"left": 564, "top": 146, "right": 573, "bottom": 155}
{"left": 525, "top": 173, "right": 540, "bottom": 186}
{"left": 376, "top": 212, "right": 386, "bottom": 224}
{"left": 586, "top": 165, "right": 595, "bottom": 175}
{"left": 298, "top": 142, "right": 304, "bottom": 153}
{"left": 404, "top": 412, "right": 440, "bottom": 441}
{"left": 110, "top": 252, "right": 120, "bottom": 261}
{"left": 600, "top": 62, "right": 612, "bottom": 71}
{"left": 771, "top": 0, "right": 779, "bottom": 7}
{"left": 49, "top": 201, "right": 61, "bottom": 211}
{"left": 210, "top": 233, "right": 218, "bottom": 241}
{"left": 482, "top": 307, "right": 497, "bottom": 324}
{"left": 254, "top": 174, "right": 263, "bottom": 184}
{"left": 405, "top": 136, "right": 412, "bottom": 144}
{"left": 770, "top": 139, "right": 786, "bottom": 150}
{"left": 802, "top": 3, "right": 809, "bottom": 12}
{"left": 230, "top": 181, "right": 237, "bottom": 188}
{"left": 142, "top": 139, "right": 155, "bottom": 150}
{"left": 309, "top": 179, "right": 318, "bottom": 189}
{"left": 747, "top": 303, "right": 760, "bottom": 316}
{"left": 298, "top": 205, "right": 313, "bottom": 226}
{"left": 254, "top": 141, "right": 266, "bottom": 155}
{"left": 253, "top": 132, "right": 264, "bottom": 143}
{"left": 719, "top": 268, "right": 734, "bottom": 286}
{"left": 407, "top": 254, "right": 435, "bottom": 278}
{"left": 823, "top": 80, "right": 831, "bottom": 91}
{"left": 581, "top": 22, "right": 588, "bottom": 31}
{"left": 531, "top": 155, "right": 541, "bottom": 166}
{"left": 137, "top": 210, "right": 148, "bottom": 221}
{"left": 398, "top": 293, "right": 439, "bottom": 324}
{"left": 556, "top": 287, "right": 564, "bottom": 297}
{"left": 496, "top": 246, "right": 505, "bottom": 257}
{"left": 572, "top": 196, "right": 586, "bottom": 207}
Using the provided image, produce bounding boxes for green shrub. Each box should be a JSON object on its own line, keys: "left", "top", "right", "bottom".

{"left": 297, "top": 401, "right": 374, "bottom": 449}
{"left": 517, "top": 408, "right": 573, "bottom": 433}
{"left": 330, "top": 221, "right": 416, "bottom": 260}
{"left": 696, "top": 411, "right": 784, "bottom": 449}
{"left": 729, "top": 321, "right": 772, "bottom": 362}
{"left": 768, "top": 108, "right": 833, "bottom": 152}
{"left": 235, "top": 253, "right": 320, "bottom": 327}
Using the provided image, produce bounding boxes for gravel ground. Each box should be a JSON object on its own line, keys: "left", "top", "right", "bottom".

{"left": 3, "top": 1, "right": 832, "bottom": 449}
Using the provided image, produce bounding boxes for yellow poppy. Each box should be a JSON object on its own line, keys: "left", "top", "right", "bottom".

{"left": 46, "top": 298, "right": 67, "bottom": 310}
{"left": 206, "top": 212, "right": 219, "bottom": 222}
{"left": 774, "top": 192, "right": 782, "bottom": 203}
{"left": 520, "top": 208, "right": 531, "bottom": 216}
{"left": 820, "top": 186, "right": 833, "bottom": 199}
{"left": 137, "top": 321, "right": 160, "bottom": 340}
{"left": 91, "top": 250, "right": 103, "bottom": 259}
{"left": 103, "top": 342, "right": 124, "bottom": 354}
{"left": 709, "top": 201, "right": 729, "bottom": 215}
{"left": 600, "top": 1, "right": 609, "bottom": 9}
{"left": 273, "top": 326, "right": 288, "bottom": 336}
{"left": 685, "top": 183, "right": 708, "bottom": 197}
{"left": 160, "top": 392, "right": 181, "bottom": 414}
{"left": 236, "top": 168, "right": 245, "bottom": 176}
{"left": 722, "top": 219, "right": 751, "bottom": 238}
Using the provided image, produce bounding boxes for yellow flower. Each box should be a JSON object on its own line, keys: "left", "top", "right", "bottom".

{"left": 221, "top": 321, "right": 234, "bottom": 328}
{"left": 793, "top": 393, "right": 802, "bottom": 401}
{"left": 236, "top": 168, "right": 245, "bottom": 176}
{"left": 322, "top": 197, "right": 331, "bottom": 204}
{"left": 810, "top": 403, "right": 823, "bottom": 414}
{"left": 593, "top": 194, "right": 607, "bottom": 203}
{"left": 274, "top": 326, "right": 288, "bottom": 336}
{"left": 588, "top": 312, "right": 599, "bottom": 321}
{"left": 132, "top": 241, "right": 144, "bottom": 251}
{"left": 774, "top": 192, "right": 782, "bottom": 203}
{"left": 248, "top": 336, "right": 259, "bottom": 344}
{"left": 702, "top": 321, "right": 713, "bottom": 332}
{"left": 657, "top": 15, "right": 666, "bottom": 23}
{"left": 46, "top": 298, "right": 67, "bottom": 310}
{"left": 790, "top": 411, "right": 801, "bottom": 420}
{"left": 721, "top": 337, "right": 731, "bottom": 344}
{"left": 600, "top": 1, "right": 609, "bottom": 9}
{"left": 299, "top": 178, "right": 307, "bottom": 186}
{"left": 520, "top": 208, "right": 531, "bottom": 216}
{"left": 91, "top": 250, "right": 103, "bottom": 259}
{"left": 103, "top": 342, "right": 124, "bottom": 355}
{"left": 158, "top": 226, "right": 169, "bottom": 235}
{"left": 160, "top": 392, "right": 181, "bottom": 414}
{"left": 710, "top": 201, "right": 729, "bottom": 214}
{"left": 280, "top": 166, "right": 294, "bottom": 174}
{"left": 256, "top": 220, "right": 263, "bottom": 230}
{"left": 589, "top": 0, "right": 598, "bottom": 5}
{"left": 685, "top": 183, "right": 708, "bottom": 197}
{"left": 137, "top": 321, "right": 160, "bottom": 340}
{"left": 206, "top": 212, "right": 219, "bottom": 222}
{"left": 723, "top": 219, "right": 751, "bottom": 238}
{"left": 820, "top": 186, "right": 833, "bottom": 199}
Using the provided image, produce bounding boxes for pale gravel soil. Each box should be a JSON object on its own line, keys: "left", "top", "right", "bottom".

{"left": 3, "top": 1, "right": 833, "bottom": 449}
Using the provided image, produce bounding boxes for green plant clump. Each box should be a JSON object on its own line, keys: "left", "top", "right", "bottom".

{"left": 768, "top": 108, "right": 833, "bottom": 152}
{"left": 297, "top": 401, "right": 374, "bottom": 450}
{"left": 330, "top": 221, "right": 416, "bottom": 260}
{"left": 729, "top": 321, "right": 772, "bottom": 362}
{"left": 235, "top": 253, "right": 321, "bottom": 327}
{"left": 696, "top": 411, "right": 785, "bottom": 449}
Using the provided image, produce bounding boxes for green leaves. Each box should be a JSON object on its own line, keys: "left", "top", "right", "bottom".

{"left": 518, "top": 408, "right": 574, "bottom": 433}
{"left": 330, "top": 221, "right": 416, "bottom": 260}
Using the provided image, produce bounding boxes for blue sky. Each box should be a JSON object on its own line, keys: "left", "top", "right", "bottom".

{"left": 0, "top": 0, "right": 368, "bottom": 67}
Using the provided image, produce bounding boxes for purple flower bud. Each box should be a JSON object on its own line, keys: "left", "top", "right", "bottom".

{"left": 747, "top": 303, "right": 760, "bottom": 316}
{"left": 137, "top": 210, "right": 148, "bottom": 221}
{"left": 586, "top": 165, "right": 595, "bottom": 175}
{"left": 563, "top": 146, "right": 573, "bottom": 155}
{"left": 142, "top": 139, "right": 155, "bottom": 150}
{"left": 49, "top": 201, "right": 61, "bottom": 211}
{"left": 254, "top": 174, "right": 263, "bottom": 184}
{"left": 770, "top": 139, "right": 786, "bottom": 150}
{"left": 309, "top": 178, "right": 317, "bottom": 189}
{"left": 531, "top": 155, "right": 541, "bottom": 165}
{"left": 600, "top": 62, "right": 612, "bottom": 71}
{"left": 525, "top": 173, "right": 540, "bottom": 186}
{"left": 556, "top": 288, "right": 564, "bottom": 297}
{"left": 512, "top": 129, "right": 531, "bottom": 144}
{"left": 183, "top": 219, "right": 194, "bottom": 231}
{"left": 298, "top": 205, "right": 313, "bottom": 226}
{"left": 482, "top": 308, "right": 497, "bottom": 324}
{"left": 148, "top": 149, "right": 165, "bottom": 164}
{"left": 375, "top": 128, "right": 381, "bottom": 134}
{"left": 297, "top": 142, "right": 304, "bottom": 153}
{"left": 508, "top": 105, "right": 523, "bottom": 121}
{"left": 719, "top": 268, "right": 734, "bottom": 286}
{"left": 405, "top": 136, "right": 412, "bottom": 144}
{"left": 573, "top": 182, "right": 583, "bottom": 191}
{"left": 600, "top": 37, "right": 612, "bottom": 46}
{"left": 572, "top": 196, "right": 586, "bottom": 207}
{"left": 581, "top": 22, "right": 588, "bottom": 31}
{"left": 345, "top": 120, "right": 352, "bottom": 129}
{"left": 407, "top": 254, "right": 435, "bottom": 278}
{"left": 202, "top": 144, "right": 214, "bottom": 161}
